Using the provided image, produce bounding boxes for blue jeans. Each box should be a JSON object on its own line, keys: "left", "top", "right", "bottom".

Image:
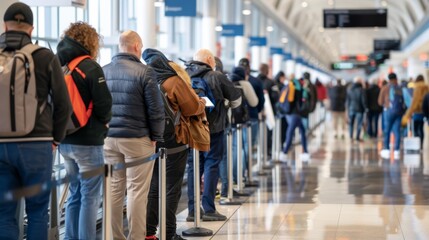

{"left": 59, "top": 144, "right": 104, "bottom": 240}
{"left": 232, "top": 127, "right": 248, "bottom": 183}
{"left": 383, "top": 111, "right": 402, "bottom": 150}
{"left": 250, "top": 119, "right": 259, "bottom": 146}
{"left": 348, "top": 112, "right": 364, "bottom": 140}
{"left": 367, "top": 111, "right": 380, "bottom": 138}
{"left": 218, "top": 131, "right": 229, "bottom": 197}
{"left": 0, "top": 142, "right": 52, "bottom": 240}
{"left": 283, "top": 114, "right": 307, "bottom": 154}
{"left": 187, "top": 131, "right": 224, "bottom": 213}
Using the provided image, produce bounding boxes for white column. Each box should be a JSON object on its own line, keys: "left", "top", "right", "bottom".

{"left": 260, "top": 46, "right": 269, "bottom": 64}
{"left": 272, "top": 54, "right": 283, "bottom": 77}
{"left": 285, "top": 59, "right": 295, "bottom": 77}
{"left": 201, "top": 17, "right": 217, "bottom": 54}
{"left": 136, "top": 0, "right": 156, "bottom": 50}
{"left": 234, "top": 36, "right": 247, "bottom": 65}
{"left": 0, "top": 0, "right": 17, "bottom": 34}
{"left": 251, "top": 46, "right": 261, "bottom": 72}
{"left": 407, "top": 56, "right": 425, "bottom": 79}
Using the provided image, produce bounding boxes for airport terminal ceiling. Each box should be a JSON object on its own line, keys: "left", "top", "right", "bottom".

{"left": 262, "top": 0, "right": 429, "bottom": 62}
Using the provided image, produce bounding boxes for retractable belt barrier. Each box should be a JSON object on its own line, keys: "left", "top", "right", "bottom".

{"left": 1, "top": 144, "right": 189, "bottom": 240}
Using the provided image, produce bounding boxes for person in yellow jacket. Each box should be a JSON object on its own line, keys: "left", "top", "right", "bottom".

{"left": 401, "top": 75, "right": 429, "bottom": 148}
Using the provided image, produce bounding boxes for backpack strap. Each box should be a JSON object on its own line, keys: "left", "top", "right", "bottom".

{"left": 67, "top": 55, "right": 91, "bottom": 75}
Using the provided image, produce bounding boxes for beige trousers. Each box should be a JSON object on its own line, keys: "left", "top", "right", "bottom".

{"left": 332, "top": 111, "right": 347, "bottom": 136}
{"left": 104, "top": 137, "right": 155, "bottom": 240}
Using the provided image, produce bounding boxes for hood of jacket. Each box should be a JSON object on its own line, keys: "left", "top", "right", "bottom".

{"left": 185, "top": 60, "right": 212, "bottom": 78}
{"left": 142, "top": 48, "right": 177, "bottom": 84}
{"left": 56, "top": 35, "right": 91, "bottom": 66}
{"left": 0, "top": 31, "right": 32, "bottom": 50}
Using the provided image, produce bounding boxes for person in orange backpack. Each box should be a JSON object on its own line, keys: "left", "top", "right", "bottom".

{"left": 56, "top": 22, "right": 112, "bottom": 240}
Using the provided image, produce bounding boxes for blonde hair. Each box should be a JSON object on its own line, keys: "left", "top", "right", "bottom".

{"left": 63, "top": 21, "right": 101, "bottom": 59}
{"left": 169, "top": 62, "right": 191, "bottom": 85}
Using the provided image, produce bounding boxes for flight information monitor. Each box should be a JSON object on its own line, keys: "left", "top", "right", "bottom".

{"left": 374, "top": 39, "right": 401, "bottom": 51}
{"left": 323, "top": 9, "right": 387, "bottom": 28}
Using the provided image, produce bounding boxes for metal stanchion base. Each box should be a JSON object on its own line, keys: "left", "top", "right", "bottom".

{"left": 219, "top": 198, "right": 243, "bottom": 205}
{"left": 257, "top": 171, "right": 269, "bottom": 176}
{"left": 245, "top": 180, "right": 259, "bottom": 187}
{"left": 182, "top": 227, "right": 213, "bottom": 237}
{"left": 233, "top": 189, "right": 252, "bottom": 197}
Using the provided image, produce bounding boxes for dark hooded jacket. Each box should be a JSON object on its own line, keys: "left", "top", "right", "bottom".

{"left": 347, "top": 83, "right": 367, "bottom": 113}
{"left": 103, "top": 52, "right": 164, "bottom": 141}
{"left": 328, "top": 84, "right": 347, "bottom": 112}
{"left": 57, "top": 36, "right": 112, "bottom": 145}
{"left": 0, "top": 31, "right": 72, "bottom": 143}
{"left": 142, "top": 48, "right": 205, "bottom": 147}
{"left": 186, "top": 61, "right": 241, "bottom": 134}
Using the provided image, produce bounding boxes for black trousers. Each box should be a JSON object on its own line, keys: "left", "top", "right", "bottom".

{"left": 146, "top": 140, "right": 188, "bottom": 239}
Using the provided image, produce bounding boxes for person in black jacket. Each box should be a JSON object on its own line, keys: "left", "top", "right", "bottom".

{"left": 103, "top": 31, "right": 164, "bottom": 239}
{"left": 186, "top": 49, "right": 241, "bottom": 222}
{"left": 0, "top": 3, "right": 72, "bottom": 239}
{"left": 56, "top": 22, "right": 112, "bottom": 240}
{"left": 328, "top": 79, "right": 347, "bottom": 138}
{"left": 366, "top": 79, "right": 382, "bottom": 138}
{"left": 347, "top": 77, "right": 367, "bottom": 142}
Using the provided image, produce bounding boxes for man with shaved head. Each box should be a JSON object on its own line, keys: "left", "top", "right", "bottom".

{"left": 346, "top": 76, "right": 367, "bottom": 142}
{"left": 185, "top": 49, "right": 241, "bottom": 221}
{"left": 103, "top": 30, "right": 165, "bottom": 239}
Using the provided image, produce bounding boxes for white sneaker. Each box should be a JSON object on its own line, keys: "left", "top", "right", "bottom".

{"left": 393, "top": 150, "right": 400, "bottom": 159}
{"left": 279, "top": 152, "right": 288, "bottom": 161}
{"left": 380, "top": 149, "right": 390, "bottom": 159}
{"left": 300, "top": 153, "right": 310, "bottom": 161}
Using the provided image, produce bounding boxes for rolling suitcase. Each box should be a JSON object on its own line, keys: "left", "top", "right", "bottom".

{"left": 403, "top": 120, "right": 420, "bottom": 152}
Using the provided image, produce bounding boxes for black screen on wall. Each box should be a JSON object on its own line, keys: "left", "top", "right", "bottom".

{"left": 323, "top": 9, "right": 388, "bottom": 28}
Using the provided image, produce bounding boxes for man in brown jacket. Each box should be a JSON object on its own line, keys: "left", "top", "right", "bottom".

{"left": 142, "top": 48, "right": 206, "bottom": 240}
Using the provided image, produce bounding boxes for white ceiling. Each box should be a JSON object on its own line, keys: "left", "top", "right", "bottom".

{"left": 266, "top": 0, "right": 429, "bottom": 62}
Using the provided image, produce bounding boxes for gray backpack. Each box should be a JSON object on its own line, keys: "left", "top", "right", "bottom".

{"left": 0, "top": 44, "right": 42, "bottom": 137}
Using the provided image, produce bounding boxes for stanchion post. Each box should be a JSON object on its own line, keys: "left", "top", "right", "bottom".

{"left": 236, "top": 124, "right": 251, "bottom": 196}
{"left": 257, "top": 118, "right": 267, "bottom": 176}
{"left": 48, "top": 178, "right": 59, "bottom": 240}
{"left": 220, "top": 129, "right": 242, "bottom": 205}
{"left": 158, "top": 148, "right": 167, "bottom": 240}
{"left": 272, "top": 117, "right": 282, "bottom": 164}
{"left": 102, "top": 164, "right": 113, "bottom": 240}
{"left": 182, "top": 149, "right": 213, "bottom": 236}
{"left": 262, "top": 119, "right": 272, "bottom": 170}
{"left": 245, "top": 121, "right": 259, "bottom": 187}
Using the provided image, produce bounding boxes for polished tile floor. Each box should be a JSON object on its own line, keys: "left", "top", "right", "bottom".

{"left": 176, "top": 122, "right": 429, "bottom": 240}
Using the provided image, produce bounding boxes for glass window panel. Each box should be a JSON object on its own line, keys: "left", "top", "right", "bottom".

{"left": 99, "top": 47, "right": 112, "bottom": 67}
{"left": 59, "top": 7, "right": 76, "bottom": 35}
{"left": 88, "top": 0, "right": 100, "bottom": 30}
{"left": 99, "top": 0, "right": 112, "bottom": 36}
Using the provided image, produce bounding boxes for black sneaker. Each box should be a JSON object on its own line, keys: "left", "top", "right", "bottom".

{"left": 186, "top": 208, "right": 204, "bottom": 222}
{"left": 171, "top": 234, "right": 187, "bottom": 240}
{"left": 202, "top": 211, "right": 227, "bottom": 221}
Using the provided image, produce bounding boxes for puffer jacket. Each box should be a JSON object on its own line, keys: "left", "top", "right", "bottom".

{"left": 103, "top": 53, "right": 164, "bottom": 141}
{"left": 57, "top": 36, "right": 112, "bottom": 145}
{"left": 328, "top": 85, "right": 346, "bottom": 112}
{"left": 186, "top": 61, "right": 241, "bottom": 134}
{"left": 347, "top": 83, "right": 367, "bottom": 113}
{"left": 0, "top": 31, "right": 72, "bottom": 143}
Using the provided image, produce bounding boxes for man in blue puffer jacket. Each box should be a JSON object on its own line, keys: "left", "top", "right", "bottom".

{"left": 102, "top": 30, "right": 165, "bottom": 240}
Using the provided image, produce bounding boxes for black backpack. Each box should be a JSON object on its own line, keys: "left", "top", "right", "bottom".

{"left": 230, "top": 82, "right": 249, "bottom": 125}
{"left": 159, "top": 84, "right": 181, "bottom": 142}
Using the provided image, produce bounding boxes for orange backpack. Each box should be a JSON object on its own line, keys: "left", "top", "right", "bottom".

{"left": 65, "top": 55, "right": 93, "bottom": 134}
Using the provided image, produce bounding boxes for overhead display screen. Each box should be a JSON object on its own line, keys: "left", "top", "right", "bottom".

{"left": 374, "top": 39, "right": 401, "bottom": 51}
{"left": 323, "top": 9, "right": 387, "bottom": 28}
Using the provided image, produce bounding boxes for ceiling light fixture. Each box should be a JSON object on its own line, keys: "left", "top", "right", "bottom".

{"left": 267, "top": 26, "right": 274, "bottom": 32}
{"left": 302, "top": 1, "right": 308, "bottom": 8}
{"left": 328, "top": 0, "right": 334, "bottom": 6}
{"left": 154, "top": 0, "right": 163, "bottom": 7}
{"left": 242, "top": 9, "right": 252, "bottom": 15}
{"left": 319, "top": 27, "right": 325, "bottom": 33}
{"left": 215, "top": 26, "right": 223, "bottom": 32}
{"left": 282, "top": 37, "right": 289, "bottom": 44}
{"left": 381, "top": 0, "right": 387, "bottom": 7}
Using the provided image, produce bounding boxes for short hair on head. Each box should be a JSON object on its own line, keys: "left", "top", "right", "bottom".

{"left": 388, "top": 73, "right": 397, "bottom": 81}
{"left": 259, "top": 63, "right": 269, "bottom": 75}
{"left": 416, "top": 74, "right": 424, "bottom": 82}
{"left": 194, "top": 49, "right": 214, "bottom": 65}
{"left": 63, "top": 21, "right": 101, "bottom": 59}
{"left": 119, "top": 30, "right": 142, "bottom": 53}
